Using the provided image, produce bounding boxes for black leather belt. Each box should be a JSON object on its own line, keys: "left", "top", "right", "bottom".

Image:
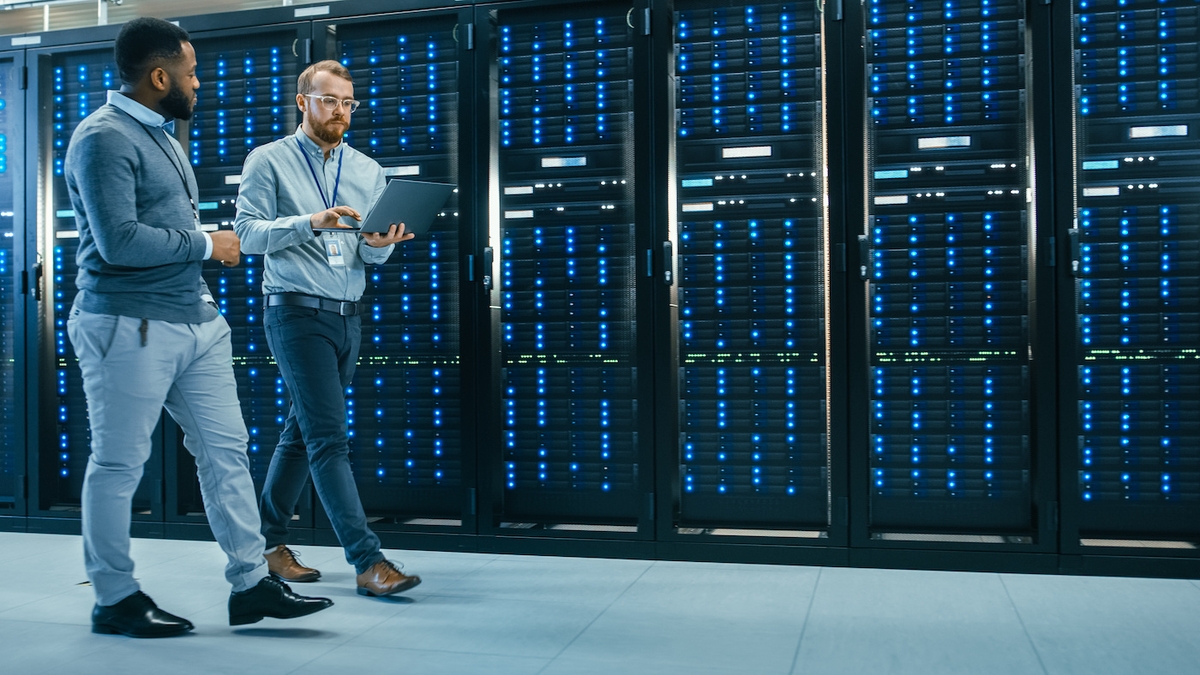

{"left": 266, "top": 293, "right": 360, "bottom": 316}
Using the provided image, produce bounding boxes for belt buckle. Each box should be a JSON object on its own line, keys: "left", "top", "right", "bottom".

{"left": 339, "top": 301, "right": 356, "bottom": 316}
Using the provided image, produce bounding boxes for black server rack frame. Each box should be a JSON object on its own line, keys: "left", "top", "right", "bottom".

{"left": 473, "top": 0, "right": 660, "bottom": 553}
{"left": 1053, "top": 0, "right": 1200, "bottom": 576}
{"left": 652, "top": 0, "right": 853, "bottom": 564}
{"left": 843, "top": 0, "right": 1059, "bottom": 559}
{"left": 0, "top": 48, "right": 29, "bottom": 527}
{"left": 160, "top": 18, "right": 318, "bottom": 543}
{"left": 308, "top": 3, "right": 482, "bottom": 549}
{"left": 25, "top": 31, "right": 171, "bottom": 538}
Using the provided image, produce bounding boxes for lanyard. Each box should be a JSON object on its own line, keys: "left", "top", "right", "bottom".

{"left": 296, "top": 138, "right": 343, "bottom": 211}
{"left": 116, "top": 107, "right": 198, "bottom": 221}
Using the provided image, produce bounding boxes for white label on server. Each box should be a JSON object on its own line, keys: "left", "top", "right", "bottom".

{"left": 294, "top": 5, "right": 331, "bottom": 17}
{"left": 874, "top": 195, "right": 910, "bottom": 205}
{"left": 1082, "top": 187, "right": 1121, "bottom": 197}
{"left": 12, "top": 36, "right": 43, "bottom": 46}
{"left": 224, "top": 174, "right": 242, "bottom": 185}
{"left": 874, "top": 169, "right": 909, "bottom": 179}
{"left": 722, "top": 145, "right": 772, "bottom": 159}
{"left": 541, "top": 156, "right": 587, "bottom": 168}
{"left": 1082, "top": 160, "right": 1119, "bottom": 170}
{"left": 504, "top": 186, "right": 535, "bottom": 195}
{"left": 681, "top": 202, "right": 715, "bottom": 212}
{"left": 56, "top": 230, "right": 80, "bottom": 239}
{"left": 1129, "top": 125, "right": 1187, "bottom": 139}
{"left": 200, "top": 224, "right": 220, "bottom": 232}
{"left": 382, "top": 165, "right": 420, "bottom": 177}
{"left": 505, "top": 210, "right": 535, "bottom": 219}
{"left": 918, "top": 136, "right": 971, "bottom": 149}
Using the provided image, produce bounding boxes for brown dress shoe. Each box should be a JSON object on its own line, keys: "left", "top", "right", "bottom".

{"left": 264, "top": 545, "right": 321, "bottom": 583}
{"left": 356, "top": 559, "right": 421, "bottom": 597}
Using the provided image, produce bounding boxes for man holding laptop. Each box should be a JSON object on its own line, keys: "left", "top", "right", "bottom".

{"left": 234, "top": 60, "right": 422, "bottom": 597}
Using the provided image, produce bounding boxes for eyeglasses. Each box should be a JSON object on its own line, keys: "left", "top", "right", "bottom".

{"left": 303, "top": 94, "right": 360, "bottom": 114}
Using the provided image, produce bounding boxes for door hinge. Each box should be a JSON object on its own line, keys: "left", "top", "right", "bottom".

{"left": 466, "top": 23, "right": 475, "bottom": 51}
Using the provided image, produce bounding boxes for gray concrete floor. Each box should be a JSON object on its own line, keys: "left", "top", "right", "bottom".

{"left": 0, "top": 531, "right": 1198, "bottom": 674}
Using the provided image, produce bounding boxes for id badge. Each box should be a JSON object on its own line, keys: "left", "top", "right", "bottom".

{"left": 323, "top": 233, "right": 346, "bottom": 267}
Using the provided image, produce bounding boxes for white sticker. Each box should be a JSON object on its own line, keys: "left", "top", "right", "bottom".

{"left": 294, "top": 5, "right": 331, "bottom": 17}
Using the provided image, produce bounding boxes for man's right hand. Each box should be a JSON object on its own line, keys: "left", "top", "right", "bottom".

{"left": 310, "top": 206, "right": 362, "bottom": 231}
{"left": 210, "top": 230, "right": 241, "bottom": 267}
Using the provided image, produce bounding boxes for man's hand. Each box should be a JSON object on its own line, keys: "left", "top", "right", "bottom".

{"left": 311, "top": 205, "right": 362, "bottom": 231}
{"left": 363, "top": 223, "right": 416, "bottom": 248}
{"left": 210, "top": 230, "right": 241, "bottom": 267}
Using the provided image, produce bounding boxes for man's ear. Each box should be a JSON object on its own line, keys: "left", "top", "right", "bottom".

{"left": 148, "top": 66, "right": 170, "bottom": 93}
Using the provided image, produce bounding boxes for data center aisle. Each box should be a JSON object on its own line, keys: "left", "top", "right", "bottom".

{"left": 0, "top": 531, "right": 1197, "bottom": 674}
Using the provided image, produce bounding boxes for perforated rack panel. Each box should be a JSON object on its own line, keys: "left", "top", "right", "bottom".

{"left": 863, "top": 0, "right": 1033, "bottom": 531}
{"left": 40, "top": 49, "right": 156, "bottom": 514}
{"left": 0, "top": 57, "right": 17, "bottom": 509}
{"left": 1072, "top": 0, "right": 1200, "bottom": 536}
{"left": 186, "top": 31, "right": 301, "bottom": 509}
{"left": 673, "top": 0, "right": 828, "bottom": 527}
{"left": 333, "top": 14, "right": 464, "bottom": 518}
{"left": 495, "top": 6, "right": 641, "bottom": 521}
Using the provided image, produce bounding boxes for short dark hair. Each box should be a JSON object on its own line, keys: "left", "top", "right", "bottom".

{"left": 114, "top": 17, "right": 191, "bottom": 85}
{"left": 297, "top": 60, "right": 353, "bottom": 95}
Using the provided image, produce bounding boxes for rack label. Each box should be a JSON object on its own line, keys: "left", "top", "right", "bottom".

{"left": 917, "top": 136, "right": 971, "bottom": 149}
{"left": 721, "top": 145, "right": 772, "bottom": 159}
{"left": 541, "top": 156, "right": 587, "bottom": 168}
{"left": 1129, "top": 125, "right": 1187, "bottom": 139}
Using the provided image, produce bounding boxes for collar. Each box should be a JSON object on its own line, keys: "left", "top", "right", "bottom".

{"left": 295, "top": 125, "right": 342, "bottom": 160}
{"left": 107, "top": 90, "right": 174, "bottom": 133}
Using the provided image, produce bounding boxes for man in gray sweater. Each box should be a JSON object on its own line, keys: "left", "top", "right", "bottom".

{"left": 65, "top": 17, "right": 332, "bottom": 638}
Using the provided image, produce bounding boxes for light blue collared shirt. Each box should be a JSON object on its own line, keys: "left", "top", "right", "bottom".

{"left": 234, "top": 127, "right": 393, "bottom": 302}
{"left": 105, "top": 91, "right": 213, "bottom": 261}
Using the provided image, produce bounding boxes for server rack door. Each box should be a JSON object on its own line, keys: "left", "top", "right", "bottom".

{"left": 481, "top": 0, "right": 653, "bottom": 532}
{"left": 312, "top": 7, "right": 475, "bottom": 531}
{"left": 1064, "top": 0, "right": 1200, "bottom": 549}
{"left": 0, "top": 51, "right": 24, "bottom": 518}
{"left": 668, "top": 0, "right": 833, "bottom": 535}
{"left": 167, "top": 24, "right": 310, "bottom": 527}
{"left": 854, "top": 0, "right": 1039, "bottom": 538}
{"left": 30, "top": 44, "right": 166, "bottom": 526}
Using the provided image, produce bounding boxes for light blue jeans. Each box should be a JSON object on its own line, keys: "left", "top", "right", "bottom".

{"left": 67, "top": 304, "right": 268, "bottom": 606}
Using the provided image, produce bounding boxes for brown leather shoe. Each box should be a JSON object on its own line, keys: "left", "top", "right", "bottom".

{"left": 356, "top": 559, "right": 421, "bottom": 597}
{"left": 264, "top": 545, "right": 321, "bottom": 583}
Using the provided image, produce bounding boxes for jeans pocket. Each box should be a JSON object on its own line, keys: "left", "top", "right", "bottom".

{"left": 69, "top": 310, "right": 122, "bottom": 360}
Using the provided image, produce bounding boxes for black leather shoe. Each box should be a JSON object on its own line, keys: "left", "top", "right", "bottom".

{"left": 228, "top": 576, "right": 333, "bottom": 626}
{"left": 92, "top": 591, "right": 194, "bottom": 638}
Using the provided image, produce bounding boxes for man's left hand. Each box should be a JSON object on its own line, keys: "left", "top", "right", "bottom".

{"left": 363, "top": 223, "right": 415, "bottom": 248}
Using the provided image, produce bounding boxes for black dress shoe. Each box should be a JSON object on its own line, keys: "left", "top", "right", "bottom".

{"left": 92, "top": 591, "right": 194, "bottom": 638}
{"left": 228, "top": 575, "right": 333, "bottom": 626}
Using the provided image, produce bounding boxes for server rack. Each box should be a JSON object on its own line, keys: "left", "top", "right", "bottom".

{"left": 477, "top": 0, "right": 659, "bottom": 541}
{"left": 0, "top": 49, "right": 26, "bottom": 520}
{"left": 27, "top": 33, "right": 169, "bottom": 533}
{"left": 311, "top": 2, "right": 479, "bottom": 538}
{"left": 165, "top": 21, "right": 312, "bottom": 533}
{"left": 1060, "top": 0, "right": 1200, "bottom": 557}
{"left": 663, "top": 0, "right": 841, "bottom": 547}
{"left": 848, "top": 0, "right": 1053, "bottom": 548}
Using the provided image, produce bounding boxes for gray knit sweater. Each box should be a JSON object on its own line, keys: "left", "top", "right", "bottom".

{"left": 65, "top": 103, "right": 217, "bottom": 324}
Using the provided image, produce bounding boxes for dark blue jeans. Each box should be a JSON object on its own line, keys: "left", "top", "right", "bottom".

{"left": 260, "top": 305, "right": 384, "bottom": 574}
